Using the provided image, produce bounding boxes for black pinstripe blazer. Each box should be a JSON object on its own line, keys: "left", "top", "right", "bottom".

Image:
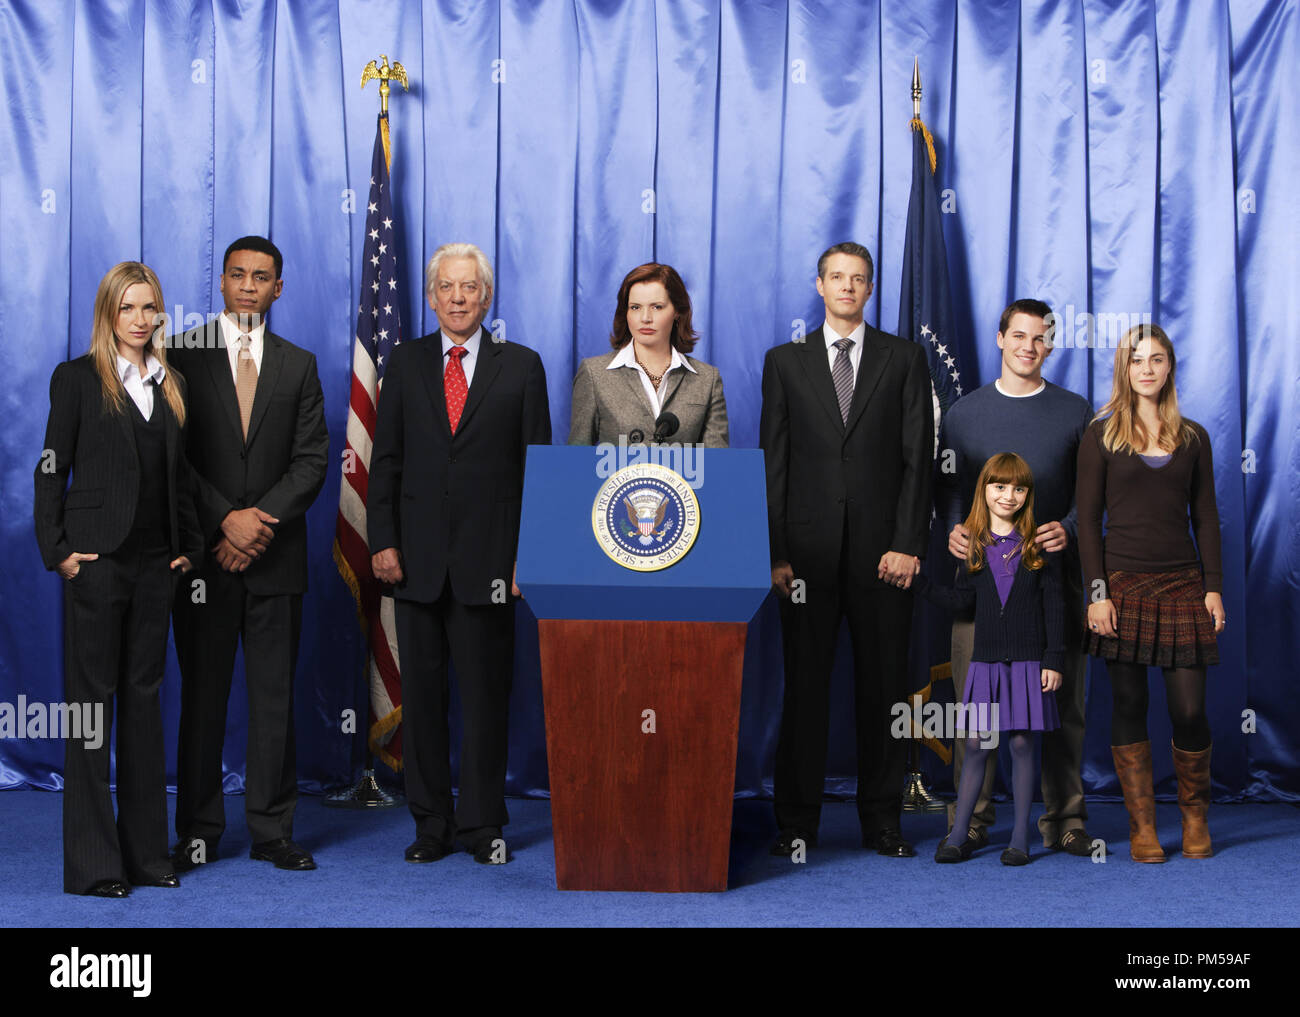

{"left": 33, "top": 355, "right": 203, "bottom": 571}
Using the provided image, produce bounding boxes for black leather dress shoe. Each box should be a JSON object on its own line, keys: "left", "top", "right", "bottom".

{"left": 465, "top": 832, "right": 509, "bottom": 863}
{"left": 770, "top": 829, "right": 816, "bottom": 856}
{"left": 171, "top": 838, "right": 215, "bottom": 872}
{"left": 967, "top": 825, "right": 990, "bottom": 850}
{"left": 250, "top": 838, "right": 316, "bottom": 870}
{"left": 934, "top": 833, "right": 976, "bottom": 863}
{"left": 131, "top": 872, "right": 181, "bottom": 888}
{"left": 470, "top": 837, "right": 510, "bottom": 865}
{"left": 84, "top": 880, "right": 130, "bottom": 898}
{"left": 405, "top": 838, "right": 454, "bottom": 863}
{"left": 865, "top": 828, "right": 916, "bottom": 857}
{"left": 1000, "top": 847, "right": 1031, "bottom": 866}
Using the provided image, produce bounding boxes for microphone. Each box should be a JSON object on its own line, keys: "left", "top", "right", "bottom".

{"left": 653, "top": 412, "right": 679, "bottom": 443}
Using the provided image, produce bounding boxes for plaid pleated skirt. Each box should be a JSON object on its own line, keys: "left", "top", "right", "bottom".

{"left": 1086, "top": 567, "right": 1219, "bottom": 667}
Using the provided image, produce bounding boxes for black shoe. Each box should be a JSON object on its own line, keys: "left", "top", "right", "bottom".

{"left": 84, "top": 880, "right": 130, "bottom": 898}
{"left": 865, "top": 828, "right": 916, "bottom": 857}
{"left": 250, "top": 838, "right": 316, "bottom": 871}
{"left": 1000, "top": 847, "right": 1031, "bottom": 866}
{"left": 934, "top": 833, "right": 975, "bottom": 863}
{"left": 130, "top": 872, "right": 180, "bottom": 888}
{"left": 171, "top": 838, "right": 215, "bottom": 872}
{"left": 770, "top": 829, "right": 816, "bottom": 856}
{"left": 469, "top": 835, "right": 510, "bottom": 865}
{"left": 405, "top": 837, "right": 454, "bottom": 863}
{"left": 967, "top": 825, "right": 990, "bottom": 850}
{"left": 1055, "top": 829, "right": 1094, "bottom": 856}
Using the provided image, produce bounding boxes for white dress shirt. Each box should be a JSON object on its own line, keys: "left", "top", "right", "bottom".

{"left": 116, "top": 352, "right": 166, "bottom": 419}
{"left": 822, "top": 319, "right": 866, "bottom": 379}
{"left": 442, "top": 327, "right": 483, "bottom": 389}
{"left": 606, "top": 342, "right": 696, "bottom": 417}
{"left": 219, "top": 312, "right": 266, "bottom": 383}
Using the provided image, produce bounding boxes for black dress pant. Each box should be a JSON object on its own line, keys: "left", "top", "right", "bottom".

{"left": 395, "top": 581, "right": 514, "bottom": 845}
{"left": 173, "top": 568, "right": 302, "bottom": 846}
{"left": 774, "top": 536, "right": 913, "bottom": 838}
{"left": 62, "top": 538, "right": 174, "bottom": 893}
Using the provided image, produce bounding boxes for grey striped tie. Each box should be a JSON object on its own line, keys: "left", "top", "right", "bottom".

{"left": 831, "top": 337, "right": 854, "bottom": 423}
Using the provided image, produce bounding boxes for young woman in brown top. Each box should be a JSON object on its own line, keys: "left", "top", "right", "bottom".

{"left": 1077, "top": 323, "right": 1225, "bottom": 863}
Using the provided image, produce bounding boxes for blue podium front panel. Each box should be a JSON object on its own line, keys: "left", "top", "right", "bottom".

{"left": 516, "top": 445, "right": 771, "bottom": 623}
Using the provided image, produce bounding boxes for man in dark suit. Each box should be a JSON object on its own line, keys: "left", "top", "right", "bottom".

{"left": 369, "top": 242, "right": 550, "bottom": 865}
{"left": 169, "top": 236, "right": 329, "bottom": 872}
{"left": 760, "top": 241, "right": 933, "bottom": 858}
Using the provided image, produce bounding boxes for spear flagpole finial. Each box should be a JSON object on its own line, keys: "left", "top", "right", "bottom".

{"left": 912, "top": 57, "right": 922, "bottom": 119}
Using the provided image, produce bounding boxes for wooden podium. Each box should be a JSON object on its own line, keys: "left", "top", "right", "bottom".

{"left": 517, "top": 447, "right": 770, "bottom": 892}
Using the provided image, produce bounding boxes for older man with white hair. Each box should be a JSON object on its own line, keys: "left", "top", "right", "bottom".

{"left": 369, "top": 242, "right": 551, "bottom": 865}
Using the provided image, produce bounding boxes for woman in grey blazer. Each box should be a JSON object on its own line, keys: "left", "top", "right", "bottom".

{"left": 568, "top": 263, "right": 728, "bottom": 447}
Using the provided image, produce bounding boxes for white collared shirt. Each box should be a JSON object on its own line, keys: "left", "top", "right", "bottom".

{"left": 442, "top": 327, "right": 483, "bottom": 389}
{"left": 823, "top": 319, "right": 866, "bottom": 379}
{"left": 607, "top": 342, "right": 696, "bottom": 417}
{"left": 219, "top": 312, "right": 266, "bottom": 383}
{"left": 116, "top": 352, "right": 166, "bottom": 419}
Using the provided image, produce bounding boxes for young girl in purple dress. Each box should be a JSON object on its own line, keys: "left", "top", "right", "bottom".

{"left": 916, "top": 452, "right": 1064, "bottom": 865}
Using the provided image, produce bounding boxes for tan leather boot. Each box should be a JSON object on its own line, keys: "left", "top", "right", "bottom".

{"left": 1111, "top": 742, "right": 1166, "bottom": 863}
{"left": 1171, "top": 743, "right": 1213, "bottom": 858}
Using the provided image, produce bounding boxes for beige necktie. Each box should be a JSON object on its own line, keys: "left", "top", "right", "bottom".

{"left": 236, "top": 334, "right": 258, "bottom": 439}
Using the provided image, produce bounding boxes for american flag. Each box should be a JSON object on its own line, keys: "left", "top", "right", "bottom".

{"left": 334, "top": 113, "right": 404, "bottom": 771}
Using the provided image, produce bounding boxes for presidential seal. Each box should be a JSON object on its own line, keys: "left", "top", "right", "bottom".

{"left": 592, "top": 462, "right": 700, "bottom": 572}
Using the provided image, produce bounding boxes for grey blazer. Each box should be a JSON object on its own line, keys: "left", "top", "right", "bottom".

{"left": 567, "top": 350, "right": 729, "bottom": 447}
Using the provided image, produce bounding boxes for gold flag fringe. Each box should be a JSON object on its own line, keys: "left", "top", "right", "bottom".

{"left": 909, "top": 116, "right": 937, "bottom": 174}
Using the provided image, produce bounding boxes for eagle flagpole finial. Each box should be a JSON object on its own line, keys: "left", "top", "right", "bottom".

{"left": 361, "top": 53, "right": 409, "bottom": 116}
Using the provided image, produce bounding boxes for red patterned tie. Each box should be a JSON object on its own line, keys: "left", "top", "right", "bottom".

{"left": 445, "top": 345, "right": 469, "bottom": 434}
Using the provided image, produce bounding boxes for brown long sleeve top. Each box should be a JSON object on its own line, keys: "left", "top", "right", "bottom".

{"left": 1076, "top": 417, "right": 1223, "bottom": 597}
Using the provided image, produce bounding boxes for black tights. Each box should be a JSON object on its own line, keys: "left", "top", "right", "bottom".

{"left": 1108, "top": 662, "right": 1211, "bottom": 751}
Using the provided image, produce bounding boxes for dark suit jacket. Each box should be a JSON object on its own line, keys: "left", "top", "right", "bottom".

{"left": 169, "top": 322, "right": 329, "bottom": 596}
{"left": 915, "top": 552, "right": 1066, "bottom": 672}
{"left": 34, "top": 355, "right": 204, "bottom": 570}
{"left": 760, "top": 325, "right": 933, "bottom": 587}
{"left": 567, "top": 351, "right": 729, "bottom": 446}
{"left": 368, "top": 331, "right": 551, "bottom": 606}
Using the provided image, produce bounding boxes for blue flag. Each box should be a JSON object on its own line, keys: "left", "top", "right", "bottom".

{"left": 899, "top": 120, "right": 963, "bottom": 785}
{"left": 898, "top": 123, "right": 962, "bottom": 440}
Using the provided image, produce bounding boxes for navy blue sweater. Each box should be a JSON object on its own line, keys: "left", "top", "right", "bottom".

{"left": 935, "top": 381, "right": 1092, "bottom": 553}
{"left": 915, "top": 551, "right": 1066, "bottom": 673}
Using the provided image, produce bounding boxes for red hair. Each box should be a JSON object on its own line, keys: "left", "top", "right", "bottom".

{"left": 609, "top": 263, "right": 699, "bottom": 354}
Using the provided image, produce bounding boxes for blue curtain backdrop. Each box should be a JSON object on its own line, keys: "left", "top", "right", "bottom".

{"left": 1, "top": 0, "right": 1295, "bottom": 801}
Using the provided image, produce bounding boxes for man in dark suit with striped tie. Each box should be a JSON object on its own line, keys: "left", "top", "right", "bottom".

{"left": 169, "top": 236, "right": 329, "bottom": 873}
{"left": 368, "top": 242, "right": 551, "bottom": 865}
{"left": 760, "top": 242, "right": 933, "bottom": 859}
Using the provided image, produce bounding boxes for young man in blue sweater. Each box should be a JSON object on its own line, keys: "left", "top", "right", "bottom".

{"left": 935, "top": 299, "right": 1095, "bottom": 856}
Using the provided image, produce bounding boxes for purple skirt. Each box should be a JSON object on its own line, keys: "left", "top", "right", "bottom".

{"left": 960, "top": 661, "right": 1060, "bottom": 733}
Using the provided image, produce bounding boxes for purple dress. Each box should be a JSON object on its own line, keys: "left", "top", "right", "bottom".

{"left": 960, "top": 533, "right": 1061, "bottom": 733}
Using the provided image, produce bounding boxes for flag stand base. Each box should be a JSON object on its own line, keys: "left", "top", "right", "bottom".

{"left": 324, "top": 768, "right": 404, "bottom": 809}
{"left": 901, "top": 770, "right": 948, "bottom": 812}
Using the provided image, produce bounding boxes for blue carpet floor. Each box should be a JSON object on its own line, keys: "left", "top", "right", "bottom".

{"left": 2, "top": 790, "right": 1295, "bottom": 927}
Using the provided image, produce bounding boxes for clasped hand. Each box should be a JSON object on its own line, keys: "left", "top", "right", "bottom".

{"left": 216, "top": 507, "right": 279, "bottom": 573}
